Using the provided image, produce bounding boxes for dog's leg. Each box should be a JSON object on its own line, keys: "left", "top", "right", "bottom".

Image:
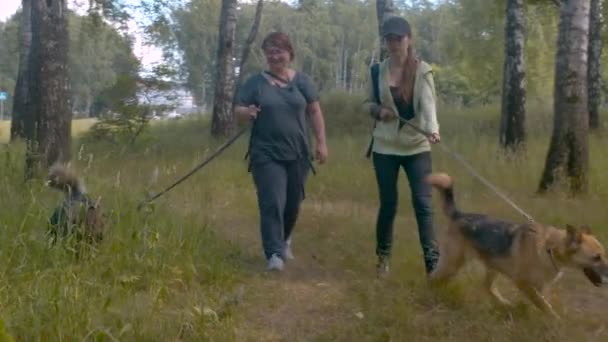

{"left": 428, "top": 236, "right": 465, "bottom": 284}
{"left": 483, "top": 269, "right": 512, "bottom": 306}
{"left": 516, "top": 283, "right": 561, "bottom": 319}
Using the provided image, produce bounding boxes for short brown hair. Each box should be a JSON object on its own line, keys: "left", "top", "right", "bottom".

{"left": 261, "top": 32, "right": 295, "bottom": 61}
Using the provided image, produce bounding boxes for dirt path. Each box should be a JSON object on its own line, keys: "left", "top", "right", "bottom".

{"left": 209, "top": 198, "right": 608, "bottom": 342}
{"left": 211, "top": 200, "right": 374, "bottom": 341}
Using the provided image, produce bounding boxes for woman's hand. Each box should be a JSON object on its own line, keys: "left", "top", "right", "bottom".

{"left": 244, "top": 105, "right": 260, "bottom": 120}
{"left": 236, "top": 105, "right": 260, "bottom": 121}
{"left": 428, "top": 132, "right": 440, "bottom": 144}
{"left": 307, "top": 101, "right": 328, "bottom": 165}
{"left": 315, "top": 141, "right": 328, "bottom": 164}
{"left": 378, "top": 106, "right": 396, "bottom": 122}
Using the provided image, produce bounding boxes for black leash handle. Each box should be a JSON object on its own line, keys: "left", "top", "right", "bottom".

{"left": 137, "top": 123, "right": 251, "bottom": 210}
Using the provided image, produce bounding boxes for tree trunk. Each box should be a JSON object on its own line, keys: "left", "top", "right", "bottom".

{"left": 588, "top": 0, "right": 602, "bottom": 130}
{"left": 211, "top": 0, "right": 238, "bottom": 138}
{"left": 25, "top": 0, "right": 72, "bottom": 179}
{"left": 499, "top": 0, "right": 526, "bottom": 151}
{"left": 376, "top": 0, "right": 396, "bottom": 61}
{"left": 10, "top": 0, "right": 32, "bottom": 141}
{"left": 232, "top": 0, "right": 263, "bottom": 111}
{"left": 336, "top": 34, "right": 344, "bottom": 88}
{"left": 202, "top": 82, "right": 207, "bottom": 110}
{"left": 538, "top": 0, "right": 590, "bottom": 194}
{"left": 342, "top": 48, "right": 348, "bottom": 90}
{"left": 85, "top": 95, "right": 93, "bottom": 117}
{"left": 350, "top": 38, "right": 362, "bottom": 94}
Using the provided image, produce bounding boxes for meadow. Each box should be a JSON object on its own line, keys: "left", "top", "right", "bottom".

{"left": 0, "top": 97, "right": 607, "bottom": 341}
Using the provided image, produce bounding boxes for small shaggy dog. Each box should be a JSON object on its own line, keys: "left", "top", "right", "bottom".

{"left": 46, "top": 163, "right": 105, "bottom": 245}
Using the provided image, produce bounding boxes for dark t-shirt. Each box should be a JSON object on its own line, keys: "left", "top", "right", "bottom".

{"left": 236, "top": 72, "right": 319, "bottom": 165}
{"left": 390, "top": 86, "right": 415, "bottom": 120}
{"left": 390, "top": 86, "right": 415, "bottom": 130}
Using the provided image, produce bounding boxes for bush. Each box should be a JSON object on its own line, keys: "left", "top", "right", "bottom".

{"left": 318, "top": 90, "right": 373, "bottom": 136}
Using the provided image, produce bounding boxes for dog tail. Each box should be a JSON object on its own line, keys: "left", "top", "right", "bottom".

{"left": 47, "top": 163, "right": 87, "bottom": 195}
{"left": 425, "top": 172, "right": 458, "bottom": 219}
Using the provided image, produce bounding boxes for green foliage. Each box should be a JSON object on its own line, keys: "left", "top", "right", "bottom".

{"left": 85, "top": 71, "right": 175, "bottom": 146}
{"left": 0, "top": 9, "right": 140, "bottom": 118}
{"left": 433, "top": 64, "right": 478, "bottom": 106}
{"left": 141, "top": 0, "right": 568, "bottom": 109}
{"left": 0, "top": 18, "right": 20, "bottom": 113}
{"left": 319, "top": 90, "right": 370, "bottom": 136}
{"left": 85, "top": 103, "right": 150, "bottom": 146}
{"left": 69, "top": 14, "right": 140, "bottom": 117}
{"left": 524, "top": 2, "right": 559, "bottom": 99}
{"left": 0, "top": 320, "right": 15, "bottom": 342}
{"left": 0, "top": 0, "right": 577, "bottom": 112}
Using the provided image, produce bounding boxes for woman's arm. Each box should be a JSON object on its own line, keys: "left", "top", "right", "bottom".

{"left": 419, "top": 72, "right": 440, "bottom": 142}
{"left": 307, "top": 101, "right": 328, "bottom": 164}
{"left": 234, "top": 76, "right": 260, "bottom": 123}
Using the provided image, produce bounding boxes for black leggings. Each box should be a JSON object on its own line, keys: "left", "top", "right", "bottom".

{"left": 372, "top": 151, "right": 439, "bottom": 273}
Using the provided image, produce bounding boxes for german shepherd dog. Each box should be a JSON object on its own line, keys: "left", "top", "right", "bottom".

{"left": 425, "top": 172, "right": 608, "bottom": 318}
{"left": 46, "top": 163, "right": 105, "bottom": 245}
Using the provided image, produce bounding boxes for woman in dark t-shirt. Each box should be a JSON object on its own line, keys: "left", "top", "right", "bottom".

{"left": 234, "top": 32, "right": 328, "bottom": 272}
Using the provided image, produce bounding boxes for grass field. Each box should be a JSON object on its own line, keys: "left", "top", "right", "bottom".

{"left": 0, "top": 118, "right": 97, "bottom": 144}
{"left": 0, "top": 101, "right": 607, "bottom": 341}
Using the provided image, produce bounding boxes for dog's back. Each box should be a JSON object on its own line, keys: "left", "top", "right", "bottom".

{"left": 454, "top": 213, "right": 532, "bottom": 257}
{"left": 425, "top": 173, "right": 533, "bottom": 258}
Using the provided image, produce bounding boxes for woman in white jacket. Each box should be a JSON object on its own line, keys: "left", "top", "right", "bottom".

{"left": 363, "top": 16, "right": 441, "bottom": 278}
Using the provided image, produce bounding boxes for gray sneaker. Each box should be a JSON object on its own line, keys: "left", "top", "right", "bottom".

{"left": 267, "top": 254, "right": 284, "bottom": 271}
{"left": 376, "top": 256, "right": 389, "bottom": 278}
{"left": 284, "top": 238, "right": 294, "bottom": 260}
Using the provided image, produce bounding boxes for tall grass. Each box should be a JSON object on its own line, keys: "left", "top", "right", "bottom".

{"left": 0, "top": 97, "right": 607, "bottom": 341}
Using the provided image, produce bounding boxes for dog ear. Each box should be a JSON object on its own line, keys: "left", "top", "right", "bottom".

{"left": 566, "top": 224, "right": 582, "bottom": 245}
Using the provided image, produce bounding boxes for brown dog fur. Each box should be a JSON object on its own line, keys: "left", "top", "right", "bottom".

{"left": 426, "top": 172, "right": 608, "bottom": 318}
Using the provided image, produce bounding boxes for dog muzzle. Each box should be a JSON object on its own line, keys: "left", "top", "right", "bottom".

{"left": 583, "top": 266, "right": 608, "bottom": 287}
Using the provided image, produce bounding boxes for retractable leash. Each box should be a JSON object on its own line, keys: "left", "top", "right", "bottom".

{"left": 137, "top": 122, "right": 252, "bottom": 210}
{"left": 365, "top": 63, "right": 533, "bottom": 221}
{"left": 395, "top": 116, "right": 536, "bottom": 224}
{"left": 395, "top": 117, "right": 566, "bottom": 268}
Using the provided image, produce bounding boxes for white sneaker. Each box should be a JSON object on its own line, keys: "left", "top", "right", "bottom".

{"left": 376, "top": 256, "right": 390, "bottom": 279}
{"left": 284, "top": 239, "right": 294, "bottom": 260}
{"left": 267, "top": 254, "right": 284, "bottom": 271}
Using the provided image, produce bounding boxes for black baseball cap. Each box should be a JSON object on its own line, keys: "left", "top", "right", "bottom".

{"left": 382, "top": 16, "right": 412, "bottom": 38}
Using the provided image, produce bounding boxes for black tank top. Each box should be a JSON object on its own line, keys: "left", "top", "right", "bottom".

{"left": 390, "top": 86, "right": 415, "bottom": 129}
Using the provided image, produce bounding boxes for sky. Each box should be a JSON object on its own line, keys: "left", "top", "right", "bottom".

{"left": 0, "top": 0, "right": 164, "bottom": 69}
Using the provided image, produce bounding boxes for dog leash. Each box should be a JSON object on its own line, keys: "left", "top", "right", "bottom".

{"left": 395, "top": 117, "right": 537, "bottom": 224}
{"left": 137, "top": 123, "right": 252, "bottom": 210}
{"left": 395, "top": 117, "right": 564, "bottom": 272}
